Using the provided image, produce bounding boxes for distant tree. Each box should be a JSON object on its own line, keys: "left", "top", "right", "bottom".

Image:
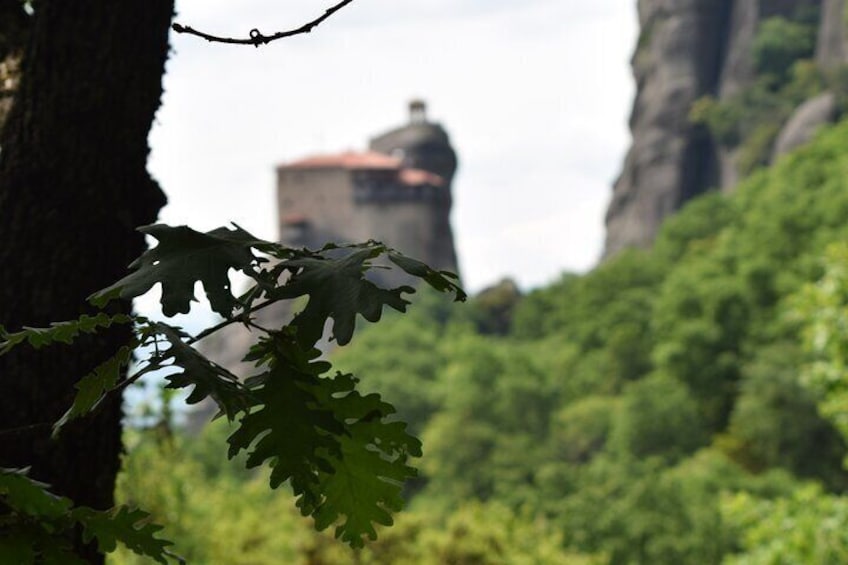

{"left": 720, "top": 344, "right": 848, "bottom": 489}
{"left": 752, "top": 16, "right": 817, "bottom": 88}
{"left": 608, "top": 375, "right": 705, "bottom": 463}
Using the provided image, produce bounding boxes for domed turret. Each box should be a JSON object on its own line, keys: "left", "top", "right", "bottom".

{"left": 369, "top": 100, "right": 458, "bottom": 183}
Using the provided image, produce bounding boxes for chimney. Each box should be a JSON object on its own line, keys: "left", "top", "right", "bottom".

{"left": 409, "top": 99, "right": 427, "bottom": 124}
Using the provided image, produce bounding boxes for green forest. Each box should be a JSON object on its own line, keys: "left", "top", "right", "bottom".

{"left": 112, "top": 116, "right": 848, "bottom": 563}
{"left": 81, "top": 7, "right": 848, "bottom": 564}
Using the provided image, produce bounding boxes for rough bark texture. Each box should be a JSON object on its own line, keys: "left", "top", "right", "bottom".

{"left": 0, "top": 53, "right": 21, "bottom": 129}
{"left": 0, "top": 1, "right": 172, "bottom": 561}
{"left": 0, "top": 0, "right": 29, "bottom": 130}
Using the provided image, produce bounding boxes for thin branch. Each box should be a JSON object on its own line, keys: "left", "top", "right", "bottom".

{"left": 187, "top": 297, "right": 280, "bottom": 345}
{"left": 172, "top": 0, "right": 355, "bottom": 47}
{"left": 113, "top": 363, "right": 161, "bottom": 396}
{"left": 245, "top": 320, "right": 274, "bottom": 334}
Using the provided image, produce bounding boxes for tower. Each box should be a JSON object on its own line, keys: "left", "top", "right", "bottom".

{"left": 276, "top": 100, "right": 460, "bottom": 284}
{"left": 370, "top": 99, "right": 458, "bottom": 185}
{"left": 196, "top": 101, "right": 460, "bottom": 385}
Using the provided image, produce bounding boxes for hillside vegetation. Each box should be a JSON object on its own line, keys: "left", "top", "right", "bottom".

{"left": 112, "top": 118, "right": 848, "bottom": 563}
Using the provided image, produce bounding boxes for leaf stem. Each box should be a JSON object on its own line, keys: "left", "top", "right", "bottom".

{"left": 187, "top": 297, "right": 280, "bottom": 345}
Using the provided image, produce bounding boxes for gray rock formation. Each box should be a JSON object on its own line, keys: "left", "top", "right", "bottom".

{"left": 773, "top": 90, "right": 837, "bottom": 157}
{"left": 604, "top": 0, "right": 834, "bottom": 258}
{"left": 817, "top": 0, "right": 848, "bottom": 67}
{"left": 718, "top": 1, "right": 759, "bottom": 99}
{"left": 604, "top": 0, "right": 734, "bottom": 257}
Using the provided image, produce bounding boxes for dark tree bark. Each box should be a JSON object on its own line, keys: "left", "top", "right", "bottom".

{"left": 0, "top": 2, "right": 173, "bottom": 561}
{"left": 0, "top": 1, "right": 29, "bottom": 130}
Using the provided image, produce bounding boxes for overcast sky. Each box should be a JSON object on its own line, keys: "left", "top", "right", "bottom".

{"left": 149, "top": 0, "right": 638, "bottom": 294}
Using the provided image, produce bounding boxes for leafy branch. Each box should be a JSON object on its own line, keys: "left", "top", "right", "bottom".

{"left": 0, "top": 468, "right": 180, "bottom": 564}
{"left": 172, "top": 0, "right": 356, "bottom": 47}
{"left": 0, "top": 222, "right": 464, "bottom": 557}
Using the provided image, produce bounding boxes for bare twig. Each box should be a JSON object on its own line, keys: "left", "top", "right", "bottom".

{"left": 172, "top": 0, "right": 355, "bottom": 47}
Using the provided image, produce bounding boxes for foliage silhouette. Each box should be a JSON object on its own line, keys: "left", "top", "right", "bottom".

{"left": 0, "top": 223, "right": 464, "bottom": 560}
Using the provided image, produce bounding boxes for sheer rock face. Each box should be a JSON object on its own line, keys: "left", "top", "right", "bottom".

{"left": 818, "top": 0, "right": 848, "bottom": 67}
{"left": 604, "top": 0, "right": 831, "bottom": 258}
{"left": 604, "top": 0, "right": 733, "bottom": 258}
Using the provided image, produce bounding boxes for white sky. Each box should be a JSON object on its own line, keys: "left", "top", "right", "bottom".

{"left": 149, "top": 0, "right": 638, "bottom": 294}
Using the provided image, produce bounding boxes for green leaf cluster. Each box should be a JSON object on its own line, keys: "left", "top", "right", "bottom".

{"left": 723, "top": 485, "right": 848, "bottom": 564}
{"left": 752, "top": 16, "right": 817, "bottom": 85}
{"left": 0, "top": 468, "right": 174, "bottom": 564}
{"left": 0, "top": 224, "right": 464, "bottom": 556}
{"left": 0, "top": 312, "right": 131, "bottom": 355}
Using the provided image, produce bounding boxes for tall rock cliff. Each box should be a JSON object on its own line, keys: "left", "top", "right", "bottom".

{"left": 604, "top": 0, "right": 846, "bottom": 257}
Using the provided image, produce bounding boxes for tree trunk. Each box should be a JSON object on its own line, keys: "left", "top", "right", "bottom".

{"left": 0, "top": 2, "right": 172, "bottom": 562}
{"left": 0, "top": 0, "right": 29, "bottom": 130}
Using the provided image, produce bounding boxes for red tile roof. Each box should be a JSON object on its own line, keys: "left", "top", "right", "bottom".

{"left": 279, "top": 150, "right": 445, "bottom": 187}
{"left": 281, "top": 150, "right": 401, "bottom": 170}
